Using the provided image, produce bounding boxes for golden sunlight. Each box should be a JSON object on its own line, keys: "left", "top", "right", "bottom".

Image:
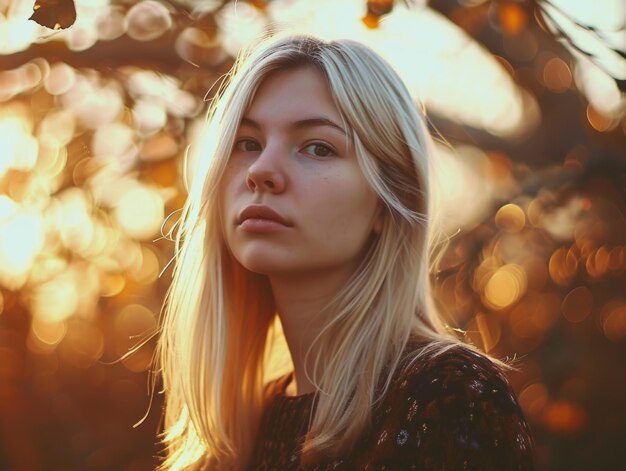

{"left": 114, "top": 184, "right": 165, "bottom": 240}
{"left": 0, "top": 116, "right": 38, "bottom": 177}
{"left": 0, "top": 198, "right": 44, "bottom": 290}
{"left": 29, "top": 271, "right": 79, "bottom": 324}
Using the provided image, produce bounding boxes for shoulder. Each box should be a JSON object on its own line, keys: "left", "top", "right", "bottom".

{"left": 366, "top": 342, "right": 536, "bottom": 470}
{"left": 396, "top": 342, "right": 520, "bottom": 406}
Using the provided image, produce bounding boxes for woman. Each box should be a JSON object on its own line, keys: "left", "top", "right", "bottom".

{"left": 157, "top": 34, "right": 535, "bottom": 470}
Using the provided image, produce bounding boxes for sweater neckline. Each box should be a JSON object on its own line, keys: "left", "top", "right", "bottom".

{"left": 275, "top": 371, "right": 316, "bottom": 401}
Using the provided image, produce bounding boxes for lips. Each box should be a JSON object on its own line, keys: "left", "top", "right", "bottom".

{"left": 238, "top": 204, "right": 291, "bottom": 227}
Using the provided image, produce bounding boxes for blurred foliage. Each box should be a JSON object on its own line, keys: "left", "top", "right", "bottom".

{"left": 0, "top": 0, "right": 624, "bottom": 470}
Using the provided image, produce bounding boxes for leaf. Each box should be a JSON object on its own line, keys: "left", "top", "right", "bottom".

{"left": 362, "top": 0, "right": 394, "bottom": 29}
{"left": 29, "top": 0, "right": 77, "bottom": 30}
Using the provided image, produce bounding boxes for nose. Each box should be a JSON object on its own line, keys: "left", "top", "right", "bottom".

{"left": 246, "top": 144, "right": 286, "bottom": 193}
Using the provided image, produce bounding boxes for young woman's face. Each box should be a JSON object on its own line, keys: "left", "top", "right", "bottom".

{"left": 220, "top": 66, "right": 381, "bottom": 280}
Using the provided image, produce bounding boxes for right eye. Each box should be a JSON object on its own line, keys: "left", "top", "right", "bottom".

{"left": 234, "top": 139, "right": 262, "bottom": 152}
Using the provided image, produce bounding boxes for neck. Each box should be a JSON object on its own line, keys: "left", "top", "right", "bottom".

{"left": 269, "top": 266, "right": 356, "bottom": 396}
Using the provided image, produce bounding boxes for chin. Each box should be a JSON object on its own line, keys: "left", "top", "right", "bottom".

{"left": 228, "top": 241, "right": 296, "bottom": 274}
{"left": 233, "top": 253, "right": 287, "bottom": 276}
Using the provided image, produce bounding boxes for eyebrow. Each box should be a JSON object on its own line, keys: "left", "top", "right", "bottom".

{"left": 240, "top": 116, "right": 346, "bottom": 135}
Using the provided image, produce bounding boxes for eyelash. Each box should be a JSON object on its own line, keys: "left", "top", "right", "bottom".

{"left": 234, "top": 139, "right": 337, "bottom": 158}
{"left": 302, "top": 142, "right": 337, "bottom": 158}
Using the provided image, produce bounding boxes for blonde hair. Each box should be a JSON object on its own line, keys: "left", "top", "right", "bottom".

{"left": 157, "top": 33, "right": 504, "bottom": 470}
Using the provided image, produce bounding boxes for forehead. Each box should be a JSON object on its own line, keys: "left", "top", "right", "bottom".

{"left": 243, "top": 66, "right": 343, "bottom": 125}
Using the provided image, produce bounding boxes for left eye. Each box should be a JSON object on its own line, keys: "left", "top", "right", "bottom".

{"left": 301, "top": 143, "right": 335, "bottom": 157}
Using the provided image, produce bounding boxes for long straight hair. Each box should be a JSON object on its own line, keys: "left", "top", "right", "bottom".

{"left": 156, "top": 33, "right": 506, "bottom": 470}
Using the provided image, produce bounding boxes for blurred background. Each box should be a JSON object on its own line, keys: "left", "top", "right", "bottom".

{"left": 0, "top": 0, "right": 624, "bottom": 469}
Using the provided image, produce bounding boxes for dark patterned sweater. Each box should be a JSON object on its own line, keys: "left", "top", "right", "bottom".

{"left": 248, "top": 343, "right": 535, "bottom": 470}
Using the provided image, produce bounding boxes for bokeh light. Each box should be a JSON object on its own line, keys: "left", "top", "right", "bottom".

{"left": 114, "top": 184, "right": 165, "bottom": 240}
{"left": 483, "top": 264, "right": 527, "bottom": 310}
{"left": 600, "top": 298, "right": 626, "bottom": 342}
{"left": 30, "top": 317, "right": 67, "bottom": 349}
{"left": 0, "top": 202, "right": 44, "bottom": 290}
{"left": 561, "top": 286, "right": 593, "bottom": 323}
{"left": 495, "top": 203, "right": 526, "bottom": 232}
{"left": 542, "top": 57, "right": 572, "bottom": 93}
{"left": 218, "top": 1, "right": 267, "bottom": 57}
{"left": 126, "top": 1, "right": 173, "bottom": 41}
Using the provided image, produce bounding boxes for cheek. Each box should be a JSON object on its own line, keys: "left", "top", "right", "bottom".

{"left": 218, "top": 169, "right": 240, "bottom": 237}
{"left": 220, "top": 165, "right": 243, "bottom": 208}
{"left": 310, "top": 176, "right": 378, "bottom": 236}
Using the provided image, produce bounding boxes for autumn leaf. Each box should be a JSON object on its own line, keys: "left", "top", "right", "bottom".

{"left": 362, "top": 0, "right": 394, "bottom": 29}
{"left": 29, "top": 0, "right": 77, "bottom": 30}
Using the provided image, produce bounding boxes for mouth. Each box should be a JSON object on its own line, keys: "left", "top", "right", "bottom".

{"left": 238, "top": 204, "right": 291, "bottom": 227}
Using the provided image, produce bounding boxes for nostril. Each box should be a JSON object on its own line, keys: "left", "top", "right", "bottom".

{"left": 246, "top": 175, "right": 256, "bottom": 190}
{"left": 246, "top": 170, "right": 281, "bottom": 192}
